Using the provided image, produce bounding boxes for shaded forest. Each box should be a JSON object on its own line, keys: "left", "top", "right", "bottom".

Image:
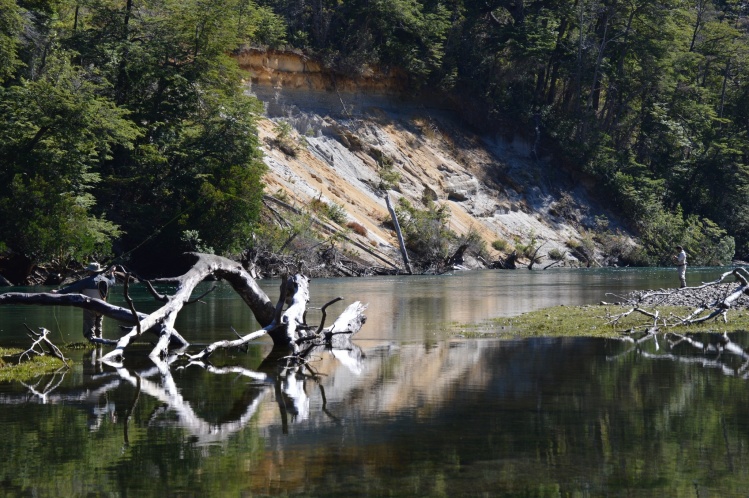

{"left": 0, "top": 0, "right": 746, "bottom": 281}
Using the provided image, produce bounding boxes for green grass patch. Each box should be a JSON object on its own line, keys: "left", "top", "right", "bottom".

{"left": 0, "top": 347, "right": 68, "bottom": 382}
{"left": 454, "top": 305, "right": 749, "bottom": 339}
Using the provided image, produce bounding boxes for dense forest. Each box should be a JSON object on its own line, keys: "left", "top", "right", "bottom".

{"left": 0, "top": 0, "right": 746, "bottom": 281}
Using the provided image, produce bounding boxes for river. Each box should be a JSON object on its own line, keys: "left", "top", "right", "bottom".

{"left": 1, "top": 267, "right": 748, "bottom": 497}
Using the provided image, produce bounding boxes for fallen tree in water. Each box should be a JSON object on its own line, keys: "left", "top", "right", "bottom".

{"left": 600, "top": 267, "right": 749, "bottom": 340}
{"left": 0, "top": 253, "right": 367, "bottom": 364}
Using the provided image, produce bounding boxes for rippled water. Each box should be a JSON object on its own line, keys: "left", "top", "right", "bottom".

{"left": 1, "top": 267, "right": 748, "bottom": 497}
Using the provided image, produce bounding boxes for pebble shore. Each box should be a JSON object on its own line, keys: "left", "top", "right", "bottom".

{"left": 616, "top": 282, "right": 749, "bottom": 309}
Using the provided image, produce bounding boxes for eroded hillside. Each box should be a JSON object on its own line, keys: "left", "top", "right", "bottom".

{"left": 240, "top": 50, "right": 621, "bottom": 271}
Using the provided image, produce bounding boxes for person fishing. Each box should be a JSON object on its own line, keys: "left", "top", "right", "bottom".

{"left": 673, "top": 245, "right": 687, "bottom": 288}
{"left": 53, "top": 263, "right": 117, "bottom": 340}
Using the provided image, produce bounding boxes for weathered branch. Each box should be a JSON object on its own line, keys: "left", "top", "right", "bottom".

{"left": 385, "top": 192, "right": 413, "bottom": 275}
{"left": 21, "top": 325, "right": 69, "bottom": 366}
{"left": 2, "top": 253, "right": 368, "bottom": 365}
{"left": 315, "top": 297, "right": 343, "bottom": 334}
{"left": 124, "top": 273, "right": 142, "bottom": 336}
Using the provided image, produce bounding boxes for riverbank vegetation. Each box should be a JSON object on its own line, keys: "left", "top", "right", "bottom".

{"left": 0, "top": 347, "right": 67, "bottom": 382}
{"left": 1, "top": 0, "right": 746, "bottom": 282}
{"left": 438, "top": 301, "right": 749, "bottom": 342}
{"left": 479, "top": 304, "right": 749, "bottom": 339}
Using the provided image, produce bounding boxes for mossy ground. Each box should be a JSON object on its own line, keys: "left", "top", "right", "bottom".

{"left": 0, "top": 347, "right": 70, "bottom": 382}
{"left": 451, "top": 305, "right": 749, "bottom": 339}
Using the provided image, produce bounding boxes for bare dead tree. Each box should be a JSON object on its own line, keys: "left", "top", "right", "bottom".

{"left": 0, "top": 253, "right": 367, "bottom": 364}
{"left": 19, "top": 325, "right": 69, "bottom": 367}
{"left": 602, "top": 267, "right": 749, "bottom": 338}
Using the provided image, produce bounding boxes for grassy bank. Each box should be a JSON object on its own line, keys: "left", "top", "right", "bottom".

{"left": 454, "top": 305, "right": 749, "bottom": 339}
{"left": 0, "top": 348, "right": 68, "bottom": 382}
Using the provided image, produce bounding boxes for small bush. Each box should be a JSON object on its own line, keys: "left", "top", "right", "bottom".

{"left": 379, "top": 165, "right": 401, "bottom": 191}
{"left": 346, "top": 221, "right": 368, "bottom": 236}
{"left": 548, "top": 248, "right": 565, "bottom": 260}
{"left": 310, "top": 197, "right": 347, "bottom": 225}
{"left": 273, "top": 120, "right": 299, "bottom": 157}
{"left": 326, "top": 202, "right": 347, "bottom": 225}
{"left": 492, "top": 239, "right": 509, "bottom": 252}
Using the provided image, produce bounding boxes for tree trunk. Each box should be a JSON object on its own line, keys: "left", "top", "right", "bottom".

{"left": 1, "top": 253, "right": 367, "bottom": 363}
{"left": 384, "top": 192, "right": 413, "bottom": 274}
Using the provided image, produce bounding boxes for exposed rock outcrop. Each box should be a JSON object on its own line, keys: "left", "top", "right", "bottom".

{"left": 241, "top": 49, "right": 627, "bottom": 271}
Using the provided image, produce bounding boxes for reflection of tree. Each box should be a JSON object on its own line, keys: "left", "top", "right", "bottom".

{"left": 611, "top": 331, "right": 749, "bottom": 379}
{"left": 0, "top": 340, "right": 366, "bottom": 444}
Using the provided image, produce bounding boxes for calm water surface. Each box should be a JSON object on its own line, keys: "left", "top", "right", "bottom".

{"left": 1, "top": 267, "right": 749, "bottom": 497}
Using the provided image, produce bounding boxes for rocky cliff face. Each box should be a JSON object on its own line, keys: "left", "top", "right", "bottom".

{"left": 239, "top": 49, "right": 619, "bottom": 270}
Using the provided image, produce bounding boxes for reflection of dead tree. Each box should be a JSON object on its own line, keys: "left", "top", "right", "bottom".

{"left": 0, "top": 253, "right": 367, "bottom": 364}
{"left": 611, "top": 331, "right": 749, "bottom": 379}
{"left": 113, "top": 357, "right": 272, "bottom": 445}
{"left": 20, "top": 367, "right": 68, "bottom": 403}
{"left": 0, "top": 341, "right": 363, "bottom": 443}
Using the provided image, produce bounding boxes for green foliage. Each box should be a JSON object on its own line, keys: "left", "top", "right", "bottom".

{"left": 309, "top": 197, "right": 347, "bottom": 225}
{"left": 249, "top": 209, "right": 316, "bottom": 255}
{"left": 378, "top": 164, "right": 402, "bottom": 191}
{"left": 491, "top": 238, "right": 510, "bottom": 252}
{"left": 515, "top": 232, "right": 544, "bottom": 262}
{"left": 0, "top": 0, "right": 22, "bottom": 83}
{"left": 4, "top": 0, "right": 749, "bottom": 272}
{"left": 0, "top": 348, "right": 68, "bottom": 382}
{"left": 181, "top": 230, "right": 214, "bottom": 254}
{"left": 0, "top": 56, "right": 135, "bottom": 266}
{"left": 635, "top": 205, "right": 735, "bottom": 266}
{"left": 396, "top": 197, "right": 454, "bottom": 261}
{"left": 547, "top": 248, "right": 565, "bottom": 261}
{"left": 272, "top": 120, "right": 299, "bottom": 156}
{"left": 326, "top": 202, "right": 347, "bottom": 225}
{"left": 237, "top": 1, "right": 288, "bottom": 47}
{"left": 488, "top": 304, "right": 749, "bottom": 339}
{"left": 0, "top": 0, "right": 268, "bottom": 274}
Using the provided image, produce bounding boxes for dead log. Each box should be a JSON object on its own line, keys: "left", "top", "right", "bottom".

{"left": 1, "top": 253, "right": 367, "bottom": 364}
{"left": 603, "top": 267, "right": 749, "bottom": 339}
{"left": 384, "top": 192, "right": 413, "bottom": 275}
{"left": 446, "top": 244, "right": 469, "bottom": 269}
{"left": 188, "top": 278, "right": 367, "bottom": 361}
{"left": 490, "top": 250, "right": 518, "bottom": 269}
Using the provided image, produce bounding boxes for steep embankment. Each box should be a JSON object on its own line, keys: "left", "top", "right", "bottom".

{"left": 237, "top": 49, "right": 619, "bottom": 269}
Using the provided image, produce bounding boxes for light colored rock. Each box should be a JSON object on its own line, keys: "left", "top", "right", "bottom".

{"left": 245, "top": 51, "right": 629, "bottom": 269}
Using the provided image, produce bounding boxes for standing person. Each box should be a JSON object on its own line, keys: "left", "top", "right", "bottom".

{"left": 673, "top": 246, "right": 687, "bottom": 288}
{"left": 54, "top": 263, "right": 116, "bottom": 340}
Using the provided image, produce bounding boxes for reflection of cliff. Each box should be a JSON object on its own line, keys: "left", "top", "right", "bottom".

{"left": 5, "top": 334, "right": 749, "bottom": 495}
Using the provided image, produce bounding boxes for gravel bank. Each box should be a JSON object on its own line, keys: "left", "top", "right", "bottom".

{"left": 617, "top": 282, "right": 749, "bottom": 309}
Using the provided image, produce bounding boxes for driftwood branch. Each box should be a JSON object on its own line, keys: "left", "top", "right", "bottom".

{"left": 316, "top": 297, "right": 343, "bottom": 334}
{"left": 605, "top": 267, "right": 749, "bottom": 339}
{"left": 2, "top": 253, "right": 368, "bottom": 366}
{"left": 21, "top": 325, "right": 69, "bottom": 367}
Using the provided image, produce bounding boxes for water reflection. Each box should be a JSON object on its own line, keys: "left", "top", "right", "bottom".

{"left": 2, "top": 329, "right": 749, "bottom": 495}
{"left": 1, "top": 267, "right": 749, "bottom": 496}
